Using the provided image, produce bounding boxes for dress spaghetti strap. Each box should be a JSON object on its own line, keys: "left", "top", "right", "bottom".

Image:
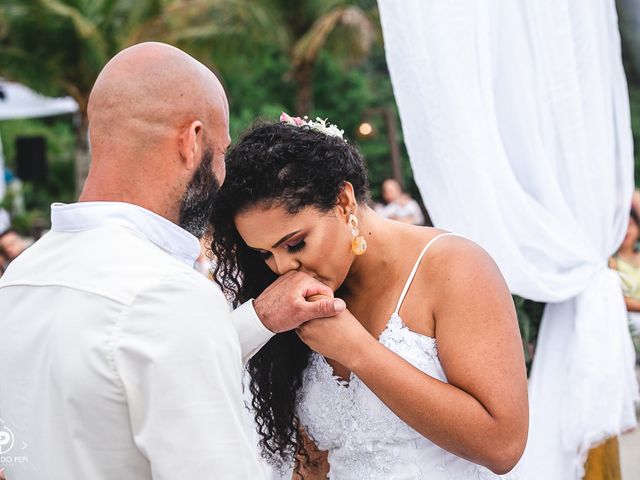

{"left": 393, "top": 232, "right": 460, "bottom": 315}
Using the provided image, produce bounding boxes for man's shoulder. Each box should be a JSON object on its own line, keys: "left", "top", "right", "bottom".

{"left": 88, "top": 225, "right": 225, "bottom": 306}
{"left": 96, "top": 223, "right": 190, "bottom": 265}
{"left": 0, "top": 225, "right": 214, "bottom": 306}
{"left": 136, "top": 269, "right": 228, "bottom": 311}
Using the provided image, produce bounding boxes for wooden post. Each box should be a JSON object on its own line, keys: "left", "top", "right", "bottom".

{"left": 583, "top": 437, "right": 621, "bottom": 480}
{"left": 382, "top": 106, "right": 403, "bottom": 187}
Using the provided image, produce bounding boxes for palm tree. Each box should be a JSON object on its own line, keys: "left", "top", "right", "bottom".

{"left": 0, "top": 0, "right": 375, "bottom": 191}
{"left": 273, "top": 0, "right": 376, "bottom": 115}
{"left": 167, "top": 0, "right": 378, "bottom": 116}
{"left": 0, "top": 0, "right": 275, "bottom": 193}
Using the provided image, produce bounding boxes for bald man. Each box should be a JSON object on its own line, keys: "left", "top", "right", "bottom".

{"left": 0, "top": 43, "right": 344, "bottom": 480}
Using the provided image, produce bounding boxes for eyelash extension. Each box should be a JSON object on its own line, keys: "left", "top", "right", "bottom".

{"left": 257, "top": 239, "right": 306, "bottom": 261}
{"left": 287, "top": 239, "right": 306, "bottom": 253}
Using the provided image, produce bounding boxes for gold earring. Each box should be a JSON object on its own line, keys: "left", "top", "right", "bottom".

{"left": 349, "top": 214, "right": 367, "bottom": 256}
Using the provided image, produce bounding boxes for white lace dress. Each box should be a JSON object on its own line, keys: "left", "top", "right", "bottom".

{"left": 296, "top": 233, "right": 518, "bottom": 479}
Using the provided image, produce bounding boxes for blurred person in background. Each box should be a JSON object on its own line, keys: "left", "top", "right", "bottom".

{"left": 0, "top": 228, "right": 28, "bottom": 267}
{"left": 378, "top": 178, "right": 425, "bottom": 225}
{"left": 631, "top": 189, "right": 640, "bottom": 214}
{"left": 3, "top": 168, "right": 26, "bottom": 216}
{"left": 609, "top": 208, "right": 640, "bottom": 348}
{"left": 0, "top": 249, "right": 8, "bottom": 278}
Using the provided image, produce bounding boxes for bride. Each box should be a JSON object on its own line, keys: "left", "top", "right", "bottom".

{"left": 210, "top": 114, "right": 528, "bottom": 479}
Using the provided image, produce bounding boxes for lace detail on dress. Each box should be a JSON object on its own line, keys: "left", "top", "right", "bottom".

{"left": 297, "top": 314, "right": 515, "bottom": 479}
{"left": 379, "top": 313, "right": 439, "bottom": 362}
{"left": 329, "top": 447, "right": 403, "bottom": 480}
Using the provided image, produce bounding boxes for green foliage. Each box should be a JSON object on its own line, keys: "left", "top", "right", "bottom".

{"left": 0, "top": 0, "right": 289, "bottom": 125}
{"left": 0, "top": 117, "right": 76, "bottom": 232}
{"left": 217, "top": 21, "right": 409, "bottom": 201}
{"left": 0, "top": 118, "right": 75, "bottom": 170}
{"left": 629, "top": 82, "right": 640, "bottom": 181}
{"left": 220, "top": 48, "right": 294, "bottom": 140}
{"left": 513, "top": 296, "right": 545, "bottom": 376}
{"left": 1, "top": 0, "right": 114, "bottom": 100}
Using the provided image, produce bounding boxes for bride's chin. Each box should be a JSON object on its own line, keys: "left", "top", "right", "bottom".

{"left": 329, "top": 277, "right": 349, "bottom": 294}
{"left": 319, "top": 278, "right": 337, "bottom": 292}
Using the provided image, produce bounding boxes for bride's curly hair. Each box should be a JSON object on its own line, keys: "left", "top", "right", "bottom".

{"left": 209, "top": 120, "right": 370, "bottom": 471}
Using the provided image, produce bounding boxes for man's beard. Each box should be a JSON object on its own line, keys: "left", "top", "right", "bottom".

{"left": 178, "top": 146, "right": 220, "bottom": 238}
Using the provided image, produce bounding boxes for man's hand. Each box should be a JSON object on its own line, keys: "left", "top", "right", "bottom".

{"left": 253, "top": 271, "right": 346, "bottom": 333}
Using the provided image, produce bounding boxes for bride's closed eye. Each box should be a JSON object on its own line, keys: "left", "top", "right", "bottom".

{"left": 256, "top": 238, "right": 306, "bottom": 260}
{"left": 285, "top": 238, "right": 306, "bottom": 253}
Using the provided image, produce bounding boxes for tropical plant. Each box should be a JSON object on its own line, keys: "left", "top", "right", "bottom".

{"left": 270, "top": 0, "right": 377, "bottom": 115}
{"left": 0, "top": 0, "right": 277, "bottom": 193}
{"left": 186, "top": 0, "right": 378, "bottom": 116}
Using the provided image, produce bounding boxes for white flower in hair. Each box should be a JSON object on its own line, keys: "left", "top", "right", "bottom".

{"left": 280, "top": 112, "right": 345, "bottom": 140}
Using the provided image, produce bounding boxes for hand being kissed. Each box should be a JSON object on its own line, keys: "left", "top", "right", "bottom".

{"left": 296, "top": 294, "right": 375, "bottom": 368}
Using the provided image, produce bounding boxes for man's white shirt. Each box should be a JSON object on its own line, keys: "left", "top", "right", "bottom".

{"left": 0, "top": 202, "right": 274, "bottom": 479}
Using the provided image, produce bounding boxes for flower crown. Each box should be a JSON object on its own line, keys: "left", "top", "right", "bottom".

{"left": 280, "top": 112, "right": 345, "bottom": 140}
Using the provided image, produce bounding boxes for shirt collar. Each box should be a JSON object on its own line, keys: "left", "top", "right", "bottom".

{"left": 50, "top": 202, "right": 201, "bottom": 267}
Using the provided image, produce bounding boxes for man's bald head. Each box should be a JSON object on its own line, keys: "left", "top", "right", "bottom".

{"left": 82, "top": 42, "right": 231, "bottom": 234}
{"left": 88, "top": 42, "right": 228, "bottom": 157}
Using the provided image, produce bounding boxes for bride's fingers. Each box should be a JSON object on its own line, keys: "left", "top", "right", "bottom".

{"left": 296, "top": 274, "right": 334, "bottom": 299}
{"left": 299, "top": 297, "right": 346, "bottom": 321}
{"left": 306, "top": 293, "right": 332, "bottom": 302}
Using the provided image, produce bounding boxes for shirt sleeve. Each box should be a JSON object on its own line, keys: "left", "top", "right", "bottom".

{"left": 230, "top": 300, "right": 275, "bottom": 364}
{"left": 114, "top": 271, "right": 265, "bottom": 479}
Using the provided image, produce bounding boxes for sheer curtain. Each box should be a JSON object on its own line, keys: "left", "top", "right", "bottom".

{"left": 378, "top": 1, "right": 639, "bottom": 478}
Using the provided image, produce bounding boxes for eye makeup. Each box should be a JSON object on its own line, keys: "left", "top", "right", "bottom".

{"left": 255, "top": 234, "right": 306, "bottom": 260}
{"left": 286, "top": 238, "right": 306, "bottom": 253}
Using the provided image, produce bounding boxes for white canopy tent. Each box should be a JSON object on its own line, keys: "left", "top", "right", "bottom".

{"left": 0, "top": 79, "right": 78, "bottom": 121}
{"left": 0, "top": 79, "right": 78, "bottom": 233}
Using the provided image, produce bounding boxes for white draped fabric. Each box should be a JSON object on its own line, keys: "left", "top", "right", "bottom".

{"left": 378, "top": 1, "right": 639, "bottom": 479}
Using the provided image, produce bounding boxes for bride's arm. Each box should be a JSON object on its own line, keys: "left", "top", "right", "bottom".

{"left": 296, "top": 237, "right": 528, "bottom": 475}
{"left": 292, "top": 428, "right": 329, "bottom": 480}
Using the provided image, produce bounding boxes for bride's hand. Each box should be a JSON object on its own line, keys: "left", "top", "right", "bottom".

{"left": 253, "top": 272, "right": 346, "bottom": 333}
{"left": 297, "top": 295, "right": 376, "bottom": 367}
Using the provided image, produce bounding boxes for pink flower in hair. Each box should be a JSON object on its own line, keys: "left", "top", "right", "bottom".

{"left": 279, "top": 111, "right": 345, "bottom": 139}
{"left": 280, "top": 112, "right": 304, "bottom": 126}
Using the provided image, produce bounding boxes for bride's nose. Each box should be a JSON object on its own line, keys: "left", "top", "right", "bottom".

{"left": 273, "top": 253, "right": 301, "bottom": 275}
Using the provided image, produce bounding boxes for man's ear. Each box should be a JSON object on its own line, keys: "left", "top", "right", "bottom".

{"left": 335, "top": 182, "right": 357, "bottom": 220}
{"left": 179, "top": 120, "right": 203, "bottom": 171}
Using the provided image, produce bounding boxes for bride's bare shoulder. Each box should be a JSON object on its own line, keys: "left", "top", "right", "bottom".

{"left": 410, "top": 227, "right": 502, "bottom": 284}
{"left": 381, "top": 223, "right": 498, "bottom": 284}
